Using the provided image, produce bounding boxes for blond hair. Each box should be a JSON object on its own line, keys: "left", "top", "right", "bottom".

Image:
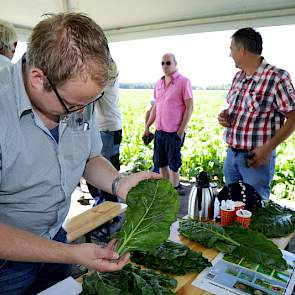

{"left": 0, "top": 19, "right": 17, "bottom": 53}
{"left": 27, "top": 13, "right": 113, "bottom": 90}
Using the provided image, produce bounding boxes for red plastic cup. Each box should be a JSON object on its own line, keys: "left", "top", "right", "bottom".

{"left": 220, "top": 208, "right": 235, "bottom": 227}
{"left": 236, "top": 209, "right": 252, "bottom": 228}
{"left": 234, "top": 201, "right": 245, "bottom": 220}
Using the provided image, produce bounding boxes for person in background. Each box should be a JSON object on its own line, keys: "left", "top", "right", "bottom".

{"left": 218, "top": 27, "right": 295, "bottom": 200}
{"left": 144, "top": 53, "right": 193, "bottom": 195}
{"left": 0, "top": 13, "right": 159, "bottom": 294}
{"left": 0, "top": 19, "right": 17, "bottom": 68}
{"left": 87, "top": 60, "right": 122, "bottom": 205}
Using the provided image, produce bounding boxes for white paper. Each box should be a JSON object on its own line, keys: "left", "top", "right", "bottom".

{"left": 37, "top": 276, "right": 82, "bottom": 295}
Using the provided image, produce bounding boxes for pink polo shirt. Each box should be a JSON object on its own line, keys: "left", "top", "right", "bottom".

{"left": 154, "top": 71, "right": 193, "bottom": 132}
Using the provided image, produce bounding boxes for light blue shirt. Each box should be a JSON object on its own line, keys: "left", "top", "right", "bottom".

{"left": 0, "top": 54, "right": 11, "bottom": 70}
{"left": 0, "top": 59, "right": 102, "bottom": 239}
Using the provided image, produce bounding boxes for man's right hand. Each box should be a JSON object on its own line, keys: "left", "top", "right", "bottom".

{"left": 143, "top": 127, "right": 150, "bottom": 136}
{"left": 218, "top": 109, "right": 230, "bottom": 127}
{"left": 71, "top": 239, "right": 129, "bottom": 272}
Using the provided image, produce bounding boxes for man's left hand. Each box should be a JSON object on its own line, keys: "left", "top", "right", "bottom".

{"left": 247, "top": 146, "right": 272, "bottom": 168}
{"left": 117, "top": 172, "right": 161, "bottom": 200}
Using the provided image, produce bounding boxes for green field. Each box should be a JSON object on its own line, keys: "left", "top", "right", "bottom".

{"left": 119, "top": 89, "right": 295, "bottom": 201}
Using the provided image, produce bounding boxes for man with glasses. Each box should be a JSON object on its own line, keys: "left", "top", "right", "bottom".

{"left": 0, "top": 13, "right": 159, "bottom": 294}
{"left": 0, "top": 19, "right": 17, "bottom": 69}
{"left": 144, "top": 53, "right": 193, "bottom": 195}
{"left": 218, "top": 27, "right": 295, "bottom": 200}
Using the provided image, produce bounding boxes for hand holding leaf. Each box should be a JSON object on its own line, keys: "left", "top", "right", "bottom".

{"left": 116, "top": 179, "right": 180, "bottom": 254}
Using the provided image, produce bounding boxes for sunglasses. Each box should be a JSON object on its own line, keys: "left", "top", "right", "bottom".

{"left": 47, "top": 77, "right": 104, "bottom": 114}
{"left": 161, "top": 61, "right": 172, "bottom": 66}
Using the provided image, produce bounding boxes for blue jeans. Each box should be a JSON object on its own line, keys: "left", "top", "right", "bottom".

{"left": 0, "top": 228, "right": 70, "bottom": 295}
{"left": 223, "top": 148, "right": 276, "bottom": 200}
{"left": 100, "top": 130, "right": 121, "bottom": 163}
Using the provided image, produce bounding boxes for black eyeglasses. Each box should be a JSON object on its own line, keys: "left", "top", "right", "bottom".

{"left": 46, "top": 77, "right": 104, "bottom": 114}
{"left": 161, "top": 61, "right": 171, "bottom": 66}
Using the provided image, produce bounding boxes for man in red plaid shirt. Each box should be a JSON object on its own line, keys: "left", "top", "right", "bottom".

{"left": 218, "top": 27, "right": 295, "bottom": 200}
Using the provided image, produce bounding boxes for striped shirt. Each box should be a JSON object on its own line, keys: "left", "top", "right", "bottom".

{"left": 225, "top": 58, "right": 295, "bottom": 150}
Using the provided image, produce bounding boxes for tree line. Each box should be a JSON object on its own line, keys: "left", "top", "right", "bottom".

{"left": 119, "top": 82, "right": 230, "bottom": 90}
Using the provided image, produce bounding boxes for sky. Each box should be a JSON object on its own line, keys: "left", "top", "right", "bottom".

{"left": 14, "top": 24, "right": 295, "bottom": 88}
{"left": 109, "top": 24, "right": 295, "bottom": 87}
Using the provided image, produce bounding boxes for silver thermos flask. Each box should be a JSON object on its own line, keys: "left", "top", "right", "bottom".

{"left": 188, "top": 171, "right": 214, "bottom": 221}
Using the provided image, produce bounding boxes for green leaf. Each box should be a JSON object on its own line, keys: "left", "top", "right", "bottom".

{"left": 178, "top": 220, "right": 288, "bottom": 271}
{"left": 116, "top": 179, "right": 180, "bottom": 254}
{"left": 81, "top": 264, "right": 177, "bottom": 295}
{"left": 225, "top": 224, "right": 288, "bottom": 271}
{"left": 81, "top": 272, "right": 121, "bottom": 295}
{"left": 250, "top": 201, "right": 295, "bottom": 238}
{"left": 131, "top": 240, "right": 211, "bottom": 275}
{"left": 178, "top": 219, "right": 239, "bottom": 253}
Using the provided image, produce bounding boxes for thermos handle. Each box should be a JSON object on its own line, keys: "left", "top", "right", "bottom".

{"left": 188, "top": 186, "right": 198, "bottom": 219}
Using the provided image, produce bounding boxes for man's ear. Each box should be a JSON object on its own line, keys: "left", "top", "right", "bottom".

{"left": 241, "top": 47, "right": 247, "bottom": 56}
{"left": 27, "top": 68, "right": 46, "bottom": 91}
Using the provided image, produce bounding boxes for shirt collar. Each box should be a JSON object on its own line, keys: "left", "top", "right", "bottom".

{"left": 252, "top": 57, "right": 268, "bottom": 83}
{"left": 171, "top": 70, "right": 180, "bottom": 83}
{"left": 13, "top": 58, "right": 33, "bottom": 118}
{"left": 241, "top": 57, "right": 268, "bottom": 83}
{"left": 161, "top": 70, "right": 180, "bottom": 84}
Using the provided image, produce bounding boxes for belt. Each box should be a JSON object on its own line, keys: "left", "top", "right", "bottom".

{"left": 230, "top": 147, "right": 251, "bottom": 154}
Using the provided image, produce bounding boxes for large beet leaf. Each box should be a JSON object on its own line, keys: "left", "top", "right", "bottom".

{"left": 250, "top": 201, "right": 295, "bottom": 238}
{"left": 81, "top": 264, "right": 177, "bottom": 295}
{"left": 179, "top": 219, "right": 239, "bottom": 253}
{"left": 116, "top": 179, "right": 179, "bottom": 254}
{"left": 131, "top": 240, "right": 212, "bottom": 275}
{"left": 225, "top": 224, "right": 288, "bottom": 271}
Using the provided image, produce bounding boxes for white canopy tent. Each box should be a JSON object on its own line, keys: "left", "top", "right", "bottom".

{"left": 0, "top": 0, "right": 295, "bottom": 42}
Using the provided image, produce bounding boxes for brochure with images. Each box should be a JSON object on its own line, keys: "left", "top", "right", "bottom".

{"left": 192, "top": 250, "right": 295, "bottom": 295}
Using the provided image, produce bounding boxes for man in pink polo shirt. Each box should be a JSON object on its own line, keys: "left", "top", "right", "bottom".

{"left": 144, "top": 53, "right": 193, "bottom": 195}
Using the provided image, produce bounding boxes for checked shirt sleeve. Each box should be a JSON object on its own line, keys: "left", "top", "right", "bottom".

{"left": 274, "top": 74, "right": 295, "bottom": 114}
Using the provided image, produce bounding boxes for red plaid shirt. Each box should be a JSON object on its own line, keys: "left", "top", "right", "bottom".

{"left": 225, "top": 58, "right": 295, "bottom": 150}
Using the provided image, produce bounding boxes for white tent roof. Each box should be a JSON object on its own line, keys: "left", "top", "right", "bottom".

{"left": 1, "top": 0, "right": 295, "bottom": 42}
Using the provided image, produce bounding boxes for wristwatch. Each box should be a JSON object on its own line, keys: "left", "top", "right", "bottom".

{"left": 112, "top": 175, "right": 123, "bottom": 196}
